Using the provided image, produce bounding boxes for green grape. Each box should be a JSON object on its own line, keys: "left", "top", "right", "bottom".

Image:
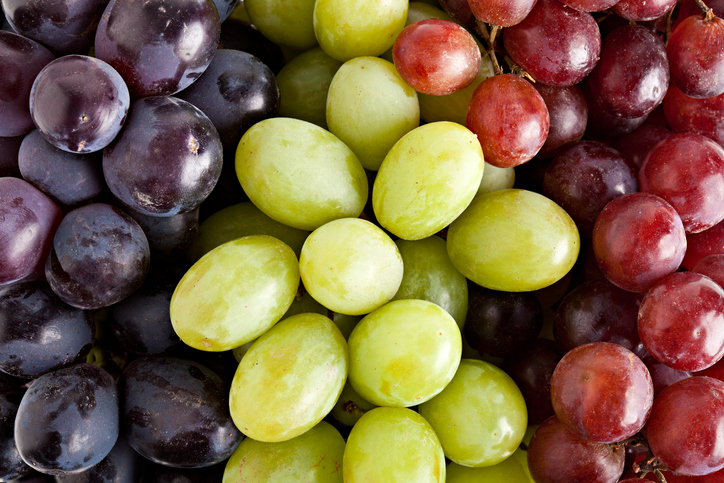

{"left": 299, "top": 218, "right": 404, "bottom": 316}
{"left": 187, "top": 202, "right": 309, "bottom": 262}
{"left": 447, "top": 189, "right": 580, "bottom": 292}
{"left": 392, "top": 236, "right": 468, "bottom": 329}
{"left": 511, "top": 425, "right": 538, "bottom": 483}
{"left": 229, "top": 313, "right": 348, "bottom": 442}
{"left": 170, "top": 236, "right": 300, "bottom": 351}
{"left": 330, "top": 380, "right": 377, "bottom": 427}
{"left": 244, "top": 0, "right": 317, "bottom": 50}
{"left": 419, "top": 56, "right": 495, "bottom": 125}
{"left": 347, "top": 299, "right": 462, "bottom": 407}
{"left": 313, "top": 0, "right": 408, "bottom": 62}
{"left": 343, "top": 407, "right": 445, "bottom": 482}
{"left": 333, "top": 312, "right": 361, "bottom": 340}
{"left": 476, "top": 162, "right": 516, "bottom": 199}
{"left": 446, "top": 457, "right": 530, "bottom": 483}
{"left": 419, "top": 359, "right": 528, "bottom": 467}
{"left": 326, "top": 56, "right": 419, "bottom": 171}
{"left": 407, "top": 1, "right": 456, "bottom": 24}
{"left": 235, "top": 118, "right": 368, "bottom": 231}
{"left": 223, "top": 421, "right": 345, "bottom": 482}
{"left": 232, "top": 340, "right": 254, "bottom": 362}
{"left": 277, "top": 47, "right": 343, "bottom": 130}
{"left": 372, "top": 122, "right": 484, "bottom": 240}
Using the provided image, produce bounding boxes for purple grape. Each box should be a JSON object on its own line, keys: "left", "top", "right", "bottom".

{"left": 54, "top": 435, "right": 147, "bottom": 483}
{"left": 94, "top": 0, "right": 220, "bottom": 98}
{"left": 0, "top": 135, "right": 23, "bottom": 177}
{"left": 102, "top": 96, "right": 223, "bottom": 217}
{"left": 124, "top": 207, "right": 199, "bottom": 261}
{"left": 0, "top": 30, "right": 55, "bottom": 137}
{"left": 45, "top": 203, "right": 150, "bottom": 310}
{"left": 18, "top": 130, "right": 105, "bottom": 206}
{"left": 0, "top": 388, "right": 31, "bottom": 481}
{"left": 218, "top": 18, "right": 285, "bottom": 75}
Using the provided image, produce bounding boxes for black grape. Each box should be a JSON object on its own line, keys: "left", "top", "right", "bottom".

{"left": 54, "top": 435, "right": 148, "bottom": 483}
{"left": 124, "top": 207, "right": 199, "bottom": 261}
{"left": 0, "top": 388, "right": 31, "bottom": 481}
{"left": 14, "top": 363, "right": 119, "bottom": 476}
{"left": 218, "top": 18, "right": 285, "bottom": 74}
{"left": 0, "top": 281, "right": 94, "bottom": 378}
{"left": 141, "top": 460, "right": 226, "bottom": 482}
{"left": 211, "top": 0, "right": 239, "bottom": 22}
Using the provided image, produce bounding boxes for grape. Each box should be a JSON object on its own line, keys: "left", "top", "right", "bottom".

{"left": 0, "top": 136, "right": 23, "bottom": 178}
{"left": 581, "top": 78, "right": 648, "bottom": 141}
{"left": 18, "top": 130, "right": 104, "bottom": 207}
{"left": 467, "top": 0, "right": 537, "bottom": 27}
{"left": 559, "top": 0, "right": 620, "bottom": 12}
{"left": 642, "top": 355, "right": 691, "bottom": 397}
{"left": 14, "top": 364, "right": 119, "bottom": 475}
{"left": 329, "top": 380, "right": 377, "bottom": 427}
{"left": 124, "top": 207, "right": 199, "bottom": 262}
{"left": 683, "top": 219, "right": 724, "bottom": 270}
{"left": 447, "top": 189, "right": 580, "bottom": 292}
{"left": 437, "top": 0, "right": 476, "bottom": 27}
{"left": 592, "top": 192, "right": 687, "bottom": 293}
{"left": 326, "top": 56, "right": 419, "bottom": 171}
{"left": 243, "top": 0, "right": 317, "bottom": 50}
{"left": 391, "top": 236, "right": 468, "bottom": 329}
{"left": 176, "top": 49, "right": 280, "bottom": 152}
{"left": 638, "top": 271, "right": 724, "bottom": 372}
{"left": 103, "top": 96, "right": 223, "bottom": 217}
{"left": 392, "top": 19, "right": 481, "bottom": 96}
{"left": 418, "top": 359, "right": 528, "bottom": 467}
{"left": 223, "top": 421, "right": 344, "bottom": 482}
{"left": 343, "top": 407, "right": 445, "bottom": 482}
{"left": 692, "top": 254, "right": 724, "bottom": 288}
{"left": 503, "top": 0, "right": 601, "bottom": 87}
{"left": 647, "top": 377, "right": 724, "bottom": 476}
{"left": 228, "top": 313, "right": 348, "bottom": 442}
{"left": 610, "top": 124, "right": 673, "bottom": 174}
{"left": 586, "top": 24, "right": 669, "bottom": 119}
{"left": 120, "top": 357, "right": 241, "bottom": 468}
{"left": 534, "top": 83, "right": 588, "bottom": 158}
{"left": 276, "top": 47, "right": 343, "bottom": 130}
{"left": 446, "top": 457, "right": 530, "bottom": 482}
{"left": 477, "top": 161, "right": 516, "bottom": 197}
{"left": 1, "top": 0, "right": 108, "bottom": 54}
{"left": 0, "top": 388, "right": 30, "bottom": 481}
{"left": 170, "top": 235, "right": 300, "bottom": 351}
{"left": 299, "top": 218, "right": 403, "bottom": 315}
{"left": 347, "top": 299, "right": 461, "bottom": 407}
{"left": 54, "top": 435, "right": 146, "bottom": 483}
{"left": 0, "top": 30, "right": 55, "bottom": 138}
{"left": 235, "top": 117, "right": 368, "bottom": 231}
{"left": 45, "top": 203, "right": 150, "bottom": 310}
{"left": 0, "top": 177, "right": 63, "bottom": 285}
{"left": 663, "top": 84, "right": 724, "bottom": 148}
{"left": 372, "top": 122, "right": 484, "bottom": 240}
{"left": 313, "top": 0, "right": 408, "bottom": 62}
{"left": 94, "top": 0, "right": 220, "bottom": 98}
{"left": 612, "top": 0, "right": 678, "bottom": 21}
{"left": 550, "top": 342, "right": 654, "bottom": 443}
{"left": 527, "top": 416, "right": 625, "bottom": 483}
{"left": 466, "top": 74, "right": 549, "bottom": 168}
{"left": 217, "top": 18, "right": 284, "bottom": 75}
{"left": 667, "top": 13, "right": 724, "bottom": 100}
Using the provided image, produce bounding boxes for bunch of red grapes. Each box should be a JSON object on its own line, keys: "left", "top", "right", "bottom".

{"left": 2, "top": 0, "right": 724, "bottom": 480}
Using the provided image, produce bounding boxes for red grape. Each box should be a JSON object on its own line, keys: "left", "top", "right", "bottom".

{"left": 535, "top": 83, "right": 588, "bottom": 158}
{"left": 612, "top": 0, "right": 677, "bottom": 21}
{"left": 663, "top": 84, "right": 724, "bottom": 148}
{"left": 642, "top": 355, "right": 691, "bottom": 397}
{"left": 467, "top": 0, "right": 537, "bottom": 27}
{"left": 692, "top": 254, "right": 724, "bottom": 289}
{"left": 559, "top": 0, "right": 620, "bottom": 12}
{"left": 610, "top": 124, "right": 673, "bottom": 174}
{"left": 683, "top": 219, "right": 724, "bottom": 270}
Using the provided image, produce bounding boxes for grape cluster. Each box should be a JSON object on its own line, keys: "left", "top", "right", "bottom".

{"left": 2, "top": 0, "right": 724, "bottom": 481}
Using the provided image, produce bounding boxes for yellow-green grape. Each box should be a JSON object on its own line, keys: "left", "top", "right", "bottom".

{"left": 511, "top": 425, "right": 538, "bottom": 483}
{"left": 419, "top": 359, "right": 528, "bottom": 467}
{"left": 419, "top": 56, "right": 495, "bottom": 125}
{"left": 235, "top": 118, "right": 368, "bottom": 231}
{"left": 277, "top": 47, "right": 343, "bottom": 130}
{"left": 187, "top": 202, "right": 309, "bottom": 262}
{"left": 447, "top": 189, "right": 580, "bottom": 292}
{"left": 372, "top": 122, "right": 484, "bottom": 240}
{"left": 343, "top": 407, "right": 445, "bottom": 483}
{"left": 170, "top": 236, "right": 299, "bottom": 351}
{"left": 326, "top": 56, "right": 419, "bottom": 171}
{"left": 392, "top": 236, "right": 468, "bottom": 329}
{"left": 446, "top": 457, "right": 530, "bottom": 483}
{"left": 223, "top": 421, "right": 345, "bottom": 483}
{"left": 232, "top": 341, "right": 254, "bottom": 362}
{"left": 348, "top": 299, "right": 462, "bottom": 407}
{"left": 476, "top": 162, "right": 516, "bottom": 199}
{"left": 229, "top": 2, "right": 251, "bottom": 22}
{"left": 244, "top": 0, "right": 317, "bottom": 50}
{"left": 299, "top": 218, "right": 404, "bottom": 316}
{"left": 313, "top": 0, "right": 407, "bottom": 62}
{"left": 330, "top": 380, "right": 377, "bottom": 427}
{"left": 229, "top": 313, "right": 348, "bottom": 442}
{"left": 333, "top": 312, "right": 361, "bottom": 340}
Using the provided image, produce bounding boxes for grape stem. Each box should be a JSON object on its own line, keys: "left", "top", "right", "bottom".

{"left": 693, "top": 0, "right": 716, "bottom": 20}
{"left": 633, "top": 455, "right": 669, "bottom": 483}
{"left": 477, "top": 22, "right": 503, "bottom": 76}
{"left": 504, "top": 55, "right": 535, "bottom": 83}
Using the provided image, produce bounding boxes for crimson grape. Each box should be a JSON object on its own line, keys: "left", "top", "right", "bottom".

{"left": 692, "top": 254, "right": 724, "bottom": 289}
{"left": 559, "top": 0, "right": 620, "bottom": 12}
{"left": 534, "top": 83, "right": 588, "bottom": 158}
{"left": 642, "top": 355, "right": 691, "bottom": 397}
{"left": 581, "top": 78, "right": 648, "bottom": 141}
{"left": 663, "top": 82, "right": 724, "bottom": 148}
{"left": 612, "top": 0, "right": 677, "bottom": 21}
{"left": 467, "top": 0, "right": 537, "bottom": 26}
{"left": 438, "top": 0, "right": 476, "bottom": 28}
{"left": 610, "top": 124, "right": 673, "bottom": 174}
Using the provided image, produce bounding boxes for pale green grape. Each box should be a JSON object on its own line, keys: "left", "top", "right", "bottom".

{"left": 187, "top": 202, "right": 309, "bottom": 262}
{"left": 392, "top": 236, "right": 468, "bottom": 329}
{"left": 348, "top": 299, "right": 462, "bottom": 407}
{"left": 511, "top": 425, "right": 538, "bottom": 483}
{"left": 333, "top": 312, "right": 361, "bottom": 339}
{"left": 446, "top": 457, "right": 530, "bottom": 483}
{"left": 244, "top": 0, "right": 317, "bottom": 50}
{"left": 229, "top": 313, "right": 348, "bottom": 442}
{"left": 223, "top": 421, "right": 345, "bottom": 482}
{"left": 170, "top": 236, "right": 299, "bottom": 351}
{"left": 326, "top": 56, "right": 419, "bottom": 171}
{"left": 446, "top": 189, "right": 580, "bottom": 292}
{"left": 476, "top": 161, "right": 516, "bottom": 199}
{"left": 343, "top": 407, "right": 445, "bottom": 483}
{"left": 313, "top": 0, "right": 407, "bottom": 62}
{"left": 232, "top": 340, "right": 254, "bottom": 362}
{"left": 277, "top": 47, "right": 343, "bottom": 129}
{"left": 419, "top": 359, "right": 528, "bottom": 467}
{"left": 330, "top": 380, "right": 377, "bottom": 427}
{"left": 235, "top": 118, "right": 368, "bottom": 231}
{"left": 299, "top": 218, "right": 403, "bottom": 316}
{"left": 372, "top": 122, "right": 484, "bottom": 240}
